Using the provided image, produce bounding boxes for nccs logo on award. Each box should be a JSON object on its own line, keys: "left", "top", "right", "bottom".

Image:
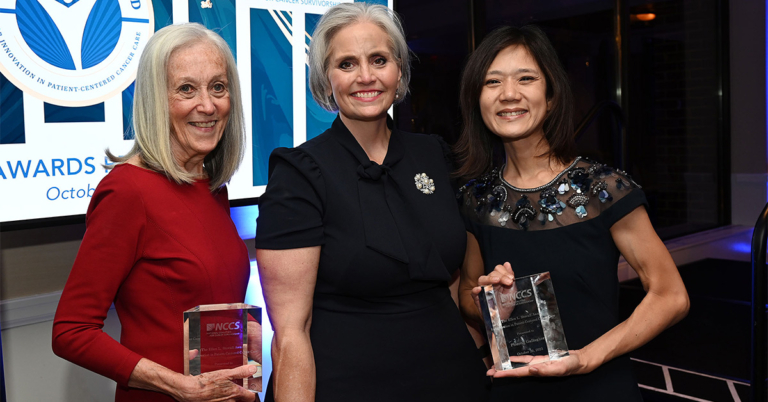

{"left": 0, "top": 0, "right": 154, "bottom": 106}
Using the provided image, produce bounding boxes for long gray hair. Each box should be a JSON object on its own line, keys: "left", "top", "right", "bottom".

{"left": 108, "top": 23, "right": 245, "bottom": 191}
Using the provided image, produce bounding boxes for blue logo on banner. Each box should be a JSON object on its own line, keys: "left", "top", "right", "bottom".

{"left": 81, "top": 0, "right": 122, "bottom": 68}
{"left": 0, "top": 0, "right": 152, "bottom": 106}
{"left": 16, "top": 0, "right": 122, "bottom": 71}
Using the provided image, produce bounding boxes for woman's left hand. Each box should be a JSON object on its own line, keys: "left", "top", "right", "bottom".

{"left": 174, "top": 366, "right": 259, "bottom": 402}
{"left": 487, "top": 349, "right": 587, "bottom": 378}
{"left": 128, "top": 358, "right": 259, "bottom": 402}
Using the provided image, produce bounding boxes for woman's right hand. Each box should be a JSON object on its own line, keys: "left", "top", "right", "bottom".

{"left": 171, "top": 365, "right": 259, "bottom": 402}
{"left": 478, "top": 262, "right": 516, "bottom": 287}
{"left": 472, "top": 262, "right": 517, "bottom": 320}
{"left": 471, "top": 262, "right": 516, "bottom": 307}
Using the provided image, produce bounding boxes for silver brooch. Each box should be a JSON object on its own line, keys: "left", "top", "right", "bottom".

{"left": 414, "top": 173, "right": 435, "bottom": 194}
{"left": 201, "top": 0, "right": 212, "bottom": 8}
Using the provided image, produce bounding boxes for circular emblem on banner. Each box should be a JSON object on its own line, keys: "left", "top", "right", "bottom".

{"left": 0, "top": 0, "right": 154, "bottom": 106}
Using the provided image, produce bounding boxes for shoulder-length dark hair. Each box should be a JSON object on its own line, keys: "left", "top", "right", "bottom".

{"left": 454, "top": 25, "right": 576, "bottom": 179}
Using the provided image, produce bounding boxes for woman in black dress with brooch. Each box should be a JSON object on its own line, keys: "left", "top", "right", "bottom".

{"left": 455, "top": 25, "right": 690, "bottom": 401}
{"left": 255, "top": 3, "right": 489, "bottom": 401}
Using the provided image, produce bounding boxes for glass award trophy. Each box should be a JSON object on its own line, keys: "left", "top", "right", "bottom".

{"left": 183, "top": 303, "right": 262, "bottom": 392}
{"left": 478, "top": 272, "right": 569, "bottom": 371}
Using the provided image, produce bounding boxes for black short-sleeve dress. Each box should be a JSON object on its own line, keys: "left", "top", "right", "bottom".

{"left": 458, "top": 157, "right": 646, "bottom": 402}
{"left": 256, "top": 117, "right": 490, "bottom": 402}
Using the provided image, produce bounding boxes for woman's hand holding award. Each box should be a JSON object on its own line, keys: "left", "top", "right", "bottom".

{"left": 478, "top": 272, "right": 569, "bottom": 371}
{"left": 183, "top": 303, "right": 263, "bottom": 392}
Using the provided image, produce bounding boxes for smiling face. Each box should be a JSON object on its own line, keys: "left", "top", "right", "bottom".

{"left": 326, "top": 21, "right": 402, "bottom": 123}
{"left": 479, "top": 45, "right": 550, "bottom": 143}
{"left": 167, "top": 41, "right": 230, "bottom": 174}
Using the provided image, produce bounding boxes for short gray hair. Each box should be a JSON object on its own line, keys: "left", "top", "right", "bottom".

{"left": 308, "top": 3, "right": 411, "bottom": 112}
{"left": 108, "top": 23, "right": 245, "bottom": 192}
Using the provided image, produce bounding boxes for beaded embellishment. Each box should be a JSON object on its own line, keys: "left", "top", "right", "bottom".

{"left": 592, "top": 181, "right": 612, "bottom": 203}
{"left": 538, "top": 187, "right": 566, "bottom": 224}
{"left": 568, "top": 167, "right": 592, "bottom": 193}
{"left": 511, "top": 195, "right": 536, "bottom": 230}
{"left": 459, "top": 158, "right": 640, "bottom": 231}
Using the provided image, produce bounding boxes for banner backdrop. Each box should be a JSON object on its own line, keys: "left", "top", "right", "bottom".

{"left": 0, "top": 0, "right": 388, "bottom": 224}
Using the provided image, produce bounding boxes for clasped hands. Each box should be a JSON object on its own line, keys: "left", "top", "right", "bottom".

{"left": 472, "top": 262, "right": 587, "bottom": 379}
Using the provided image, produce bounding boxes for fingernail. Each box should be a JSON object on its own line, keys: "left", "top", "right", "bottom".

{"left": 249, "top": 366, "right": 257, "bottom": 375}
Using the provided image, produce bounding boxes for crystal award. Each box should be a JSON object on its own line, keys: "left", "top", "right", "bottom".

{"left": 478, "top": 272, "right": 569, "bottom": 371}
{"left": 183, "top": 303, "right": 262, "bottom": 392}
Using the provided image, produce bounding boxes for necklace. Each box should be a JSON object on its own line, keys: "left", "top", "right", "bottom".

{"left": 498, "top": 157, "right": 582, "bottom": 193}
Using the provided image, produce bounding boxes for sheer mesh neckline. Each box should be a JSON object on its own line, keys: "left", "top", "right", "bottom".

{"left": 499, "top": 157, "right": 582, "bottom": 193}
{"left": 459, "top": 158, "right": 640, "bottom": 231}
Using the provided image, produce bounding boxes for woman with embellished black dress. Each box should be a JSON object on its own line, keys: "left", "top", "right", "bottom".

{"left": 455, "top": 25, "right": 690, "bottom": 401}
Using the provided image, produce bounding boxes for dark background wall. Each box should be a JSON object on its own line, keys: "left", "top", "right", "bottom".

{"left": 394, "top": 0, "right": 760, "bottom": 238}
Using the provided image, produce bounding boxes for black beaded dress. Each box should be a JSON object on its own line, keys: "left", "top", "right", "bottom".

{"left": 256, "top": 117, "right": 490, "bottom": 402}
{"left": 459, "top": 157, "right": 646, "bottom": 401}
